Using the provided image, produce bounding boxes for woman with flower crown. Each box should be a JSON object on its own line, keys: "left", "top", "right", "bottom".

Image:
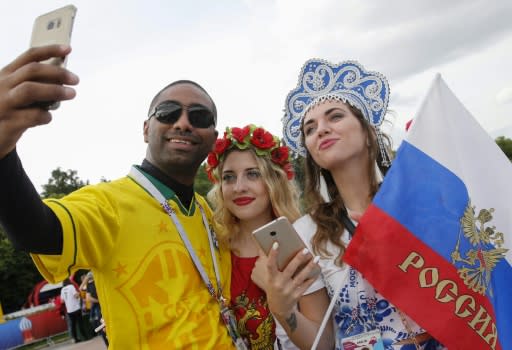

{"left": 206, "top": 124, "right": 331, "bottom": 349}
{"left": 261, "top": 60, "right": 446, "bottom": 350}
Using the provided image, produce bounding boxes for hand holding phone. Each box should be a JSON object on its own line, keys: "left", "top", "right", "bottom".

{"left": 29, "top": 4, "right": 77, "bottom": 109}
{"left": 252, "top": 216, "right": 308, "bottom": 271}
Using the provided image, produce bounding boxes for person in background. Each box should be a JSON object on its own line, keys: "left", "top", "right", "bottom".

{"left": 206, "top": 124, "right": 331, "bottom": 349}
{"left": 75, "top": 272, "right": 94, "bottom": 340}
{"left": 78, "top": 273, "right": 90, "bottom": 317}
{"left": 60, "top": 278, "right": 88, "bottom": 343}
{"left": 85, "top": 272, "right": 108, "bottom": 346}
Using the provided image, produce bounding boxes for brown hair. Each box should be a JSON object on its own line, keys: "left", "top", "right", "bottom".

{"left": 301, "top": 102, "right": 391, "bottom": 262}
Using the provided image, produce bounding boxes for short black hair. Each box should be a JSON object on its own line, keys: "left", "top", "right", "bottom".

{"left": 147, "top": 80, "right": 217, "bottom": 125}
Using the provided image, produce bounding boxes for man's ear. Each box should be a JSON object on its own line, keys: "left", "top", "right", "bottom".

{"left": 143, "top": 120, "right": 149, "bottom": 143}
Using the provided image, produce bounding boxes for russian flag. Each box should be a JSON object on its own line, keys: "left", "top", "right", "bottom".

{"left": 343, "top": 74, "right": 512, "bottom": 350}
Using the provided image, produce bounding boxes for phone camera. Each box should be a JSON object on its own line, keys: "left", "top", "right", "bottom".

{"left": 46, "top": 18, "right": 61, "bottom": 31}
{"left": 270, "top": 231, "right": 276, "bottom": 236}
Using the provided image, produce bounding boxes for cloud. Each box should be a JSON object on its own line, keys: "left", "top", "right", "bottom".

{"left": 490, "top": 124, "right": 512, "bottom": 138}
{"left": 4, "top": 0, "right": 512, "bottom": 190}
{"left": 496, "top": 87, "right": 512, "bottom": 104}
{"left": 272, "top": 0, "right": 512, "bottom": 82}
{"left": 390, "top": 92, "right": 418, "bottom": 108}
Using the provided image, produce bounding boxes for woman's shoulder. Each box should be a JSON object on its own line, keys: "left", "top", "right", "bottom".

{"left": 292, "top": 214, "right": 315, "bottom": 228}
{"left": 292, "top": 214, "right": 316, "bottom": 241}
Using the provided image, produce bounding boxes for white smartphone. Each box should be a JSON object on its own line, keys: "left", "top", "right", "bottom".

{"left": 29, "top": 4, "right": 77, "bottom": 109}
{"left": 253, "top": 216, "right": 308, "bottom": 271}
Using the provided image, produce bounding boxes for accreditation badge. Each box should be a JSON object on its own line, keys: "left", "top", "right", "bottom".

{"left": 220, "top": 303, "right": 248, "bottom": 350}
{"left": 341, "top": 329, "right": 385, "bottom": 350}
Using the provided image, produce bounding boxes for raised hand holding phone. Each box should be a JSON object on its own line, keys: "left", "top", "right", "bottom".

{"left": 30, "top": 5, "right": 76, "bottom": 62}
{"left": 0, "top": 6, "right": 79, "bottom": 159}
{"left": 29, "top": 4, "right": 77, "bottom": 109}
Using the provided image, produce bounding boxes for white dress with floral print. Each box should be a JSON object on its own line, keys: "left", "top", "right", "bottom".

{"left": 295, "top": 215, "right": 446, "bottom": 350}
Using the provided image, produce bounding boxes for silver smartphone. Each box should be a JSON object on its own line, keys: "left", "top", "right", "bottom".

{"left": 253, "top": 216, "right": 308, "bottom": 271}
{"left": 29, "top": 4, "right": 77, "bottom": 109}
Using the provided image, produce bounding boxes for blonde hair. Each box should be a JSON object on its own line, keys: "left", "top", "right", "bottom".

{"left": 208, "top": 148, "right": 301, "bottom": 246}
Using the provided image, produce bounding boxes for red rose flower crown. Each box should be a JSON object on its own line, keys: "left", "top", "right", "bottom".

{"left": 206, "top": 124, "right": 294, "bottom": 183}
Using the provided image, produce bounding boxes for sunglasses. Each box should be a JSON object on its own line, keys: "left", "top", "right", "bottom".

{"left": 148, "top": 100, "right": 215, "bottom": 129}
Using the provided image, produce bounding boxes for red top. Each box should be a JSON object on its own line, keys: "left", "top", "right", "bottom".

{"left": 230, "top": 253, "right": 275, "bottom": 349}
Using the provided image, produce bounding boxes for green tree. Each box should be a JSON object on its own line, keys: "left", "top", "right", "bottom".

{"left": 0, "top": 228, "right": 40, "bottom": 313}
{"left": 0, "top": 167, "right": 89, "bottom": 314}
{"left": 495, "top": 136, "right": 512, "bottom": 161}
{"left": 195, "top": 163, "right": 213, "bottom": 197}
{"left": 40, "top": 167, "right": 89, "bottom": 199}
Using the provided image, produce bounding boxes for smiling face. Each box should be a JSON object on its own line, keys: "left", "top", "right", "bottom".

{"left": 302, "top": 100, "right": 369, "bottom": 173}
{"left": 143, "top": 83, "right": 218, "bottom": 183}
{"left": 220, "top": 150, "right": 273, "bottom": 227}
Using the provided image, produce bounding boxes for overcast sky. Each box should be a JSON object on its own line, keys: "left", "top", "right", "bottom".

{"left": 1, "top": 0, "right": 511, "bottom": 191}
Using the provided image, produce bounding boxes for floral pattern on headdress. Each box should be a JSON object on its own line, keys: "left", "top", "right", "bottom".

{"left": 282, "top": 59, "right": 390, "bottom": 163}
{"left": 206, "top": 124, "right": 294, "bottom": 183}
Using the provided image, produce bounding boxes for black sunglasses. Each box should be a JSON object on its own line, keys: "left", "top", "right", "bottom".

{"left": 148, "top": 100, "right": 215, "bottom": 129}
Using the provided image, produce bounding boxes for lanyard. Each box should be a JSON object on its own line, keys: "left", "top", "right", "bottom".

{"left": 129, "top": 166, "right": 225, "bottom": 303}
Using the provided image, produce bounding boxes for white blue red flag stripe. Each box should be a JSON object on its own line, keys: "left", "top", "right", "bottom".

{"left": 344, "top": 74, "right": 512, "bottom": 350}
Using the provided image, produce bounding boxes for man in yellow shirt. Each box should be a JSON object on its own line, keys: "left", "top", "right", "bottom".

{"left": 0, "top": 45, "right": 234, "bottom": 349}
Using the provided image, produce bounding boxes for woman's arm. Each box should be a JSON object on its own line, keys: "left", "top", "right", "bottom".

{"left": 262, "top": 243, "right": 334, "bottom": 350}
{"left": 277, "top": 288, "right": 333, "bottom": 350}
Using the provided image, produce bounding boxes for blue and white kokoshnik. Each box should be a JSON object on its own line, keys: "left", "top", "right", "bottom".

{"left": 283, "top": 59, "right": 390, "bottom": 158}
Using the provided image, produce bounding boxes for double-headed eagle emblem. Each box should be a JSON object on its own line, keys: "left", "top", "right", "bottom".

{"left": 451, "top": 201, "right": 508, "bottom": 297}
